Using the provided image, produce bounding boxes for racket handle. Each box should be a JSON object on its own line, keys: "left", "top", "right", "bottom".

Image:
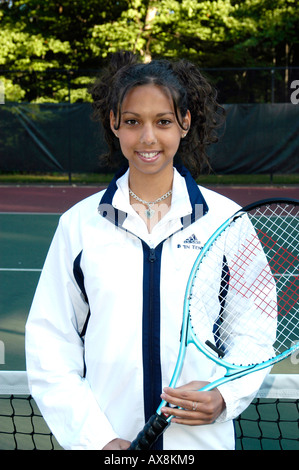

{"left": 128, "top": 413, "right": 169, "bottom": 450}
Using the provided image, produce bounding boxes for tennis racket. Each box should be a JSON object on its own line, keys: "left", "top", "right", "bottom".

{"left": 128, "top": 198, "right": 299, "bottom": 450}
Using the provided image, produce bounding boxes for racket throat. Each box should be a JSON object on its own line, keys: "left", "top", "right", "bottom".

{"left": 205, "top": 340, "right": 225, "bottom": 358}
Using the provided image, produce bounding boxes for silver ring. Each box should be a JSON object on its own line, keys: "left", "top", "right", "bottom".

{"left": 192, "top": 401, "right": 198, "bottom": 411}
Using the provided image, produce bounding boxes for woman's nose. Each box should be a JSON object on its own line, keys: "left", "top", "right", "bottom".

{"left": 140, "top": 124, "right": 157, "bottom": 145}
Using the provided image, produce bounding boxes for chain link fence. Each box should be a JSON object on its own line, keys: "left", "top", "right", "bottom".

{"left": 0, "top": 67, "right": 298, "bottom": 104}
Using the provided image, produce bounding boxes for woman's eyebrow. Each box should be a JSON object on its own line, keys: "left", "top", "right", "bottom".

{"left": 121, "top": 111, "right": 175, "bottom": 116}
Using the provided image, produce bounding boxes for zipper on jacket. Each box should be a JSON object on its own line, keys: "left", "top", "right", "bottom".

{"left": 149, "top": 248, "right": 156, "bottom": 263}
{"left": 148, "top": 247, "right": 156, "bottom": 420}
{"left": 142, "top": 243, "right": 163, "bottom": 449}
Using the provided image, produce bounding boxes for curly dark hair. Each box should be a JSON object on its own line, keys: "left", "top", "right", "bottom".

{"left": 89, "top": 51, "right": 225, "bottom": 178}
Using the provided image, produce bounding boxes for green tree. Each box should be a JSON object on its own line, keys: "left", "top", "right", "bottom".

{"left": 0, "top": 0, "right": 129, "bottom": 101}
{"left": 0, "top": 0, "right": 298, "bottom": 102}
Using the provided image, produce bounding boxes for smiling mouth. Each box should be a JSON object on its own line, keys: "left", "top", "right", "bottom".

{"left": 137, "top": 151, "right": 161, "bottom": 159}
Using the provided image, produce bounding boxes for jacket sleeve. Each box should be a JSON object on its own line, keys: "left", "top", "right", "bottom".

{"left": 214, "top": 369, "right": 271, "bottom": 423}
{"left": 25, "top": 217, "right": 119, "bottom": 450}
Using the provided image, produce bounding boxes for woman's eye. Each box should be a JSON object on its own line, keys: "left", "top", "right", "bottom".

{"left": 158, "top": 119, "right": 172, "bottom": 126}
{"left": 125, "top": 119, "right": 139, "bottom": 125}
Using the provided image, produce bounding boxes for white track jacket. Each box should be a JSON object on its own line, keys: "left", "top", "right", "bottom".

{"left": 25, "top": 166, "right": 271, "bottom": 450}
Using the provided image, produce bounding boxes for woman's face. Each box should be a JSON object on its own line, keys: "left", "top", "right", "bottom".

{"left": 110, "top": 84, "right": 190, "bottom": 178}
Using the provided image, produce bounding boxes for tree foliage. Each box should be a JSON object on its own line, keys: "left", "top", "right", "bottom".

{"left": 0, "top": 0, "right": 298, "bottom": 102}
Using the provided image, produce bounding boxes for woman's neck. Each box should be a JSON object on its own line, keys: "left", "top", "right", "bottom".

{"left": 128, "top": 166, "right": 174, "bottom": 202}
{"left": 128, "top": 165, "right": 174, "bottom": 233}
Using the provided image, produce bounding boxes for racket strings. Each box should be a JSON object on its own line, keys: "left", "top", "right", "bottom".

{"left": 251, "top": 204, "right": 299, "bottom": 354}
{"left": 188, "top": 202, "right": 299, "bottom": 367}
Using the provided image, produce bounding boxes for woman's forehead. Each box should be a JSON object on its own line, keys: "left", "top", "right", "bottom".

{"left": 121, "top": 84, "right": 175, "bottom": 114}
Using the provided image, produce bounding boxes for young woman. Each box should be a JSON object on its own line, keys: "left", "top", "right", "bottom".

{"left": 25, "top": 51, "right": 270, "bottom": 450}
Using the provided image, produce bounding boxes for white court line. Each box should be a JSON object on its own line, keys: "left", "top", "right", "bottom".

{"left": 274, "top": 273, "right": 299, "bottom": 278}
{"left": 1, "top": 269, "right": 297, "bottom": 275}
{"left": 0, "top": 212, "right": 61, "bottom": 215}
{"left": 0, "top": 268, "right": 42, "bottom": 272}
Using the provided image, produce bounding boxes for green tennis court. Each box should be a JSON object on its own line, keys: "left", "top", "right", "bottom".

{"left": 0, "top": 213, "right": 59, "bottom": 370}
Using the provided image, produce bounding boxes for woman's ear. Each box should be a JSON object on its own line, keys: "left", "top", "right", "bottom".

{"left": 110, "top": 110, "right": 118, "bottom": 137}
{"left": 182, "top": 110, "right": 191, "bottom": 138}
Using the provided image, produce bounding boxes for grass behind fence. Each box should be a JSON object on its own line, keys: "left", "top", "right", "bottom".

{"left": 0, "top": 173, "right": 299, "bottom": 186}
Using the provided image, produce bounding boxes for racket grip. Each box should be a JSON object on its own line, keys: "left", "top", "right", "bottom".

{"left": 128, "top": 413, "right": 169, "bottom": 450}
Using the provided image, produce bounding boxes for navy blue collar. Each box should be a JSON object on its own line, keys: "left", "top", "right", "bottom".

{"left": 175, "top": 165, "right": 209, "bottom": 223}
{"left": 99, "top": 165, "right": 128, "bottom": 207}
{"left": 98, "top": 165, "right": 209, "bottom": 226}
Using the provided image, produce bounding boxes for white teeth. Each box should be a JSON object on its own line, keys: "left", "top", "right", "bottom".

{"left": 139, "top": 152, "right": 159, "bottom": 158}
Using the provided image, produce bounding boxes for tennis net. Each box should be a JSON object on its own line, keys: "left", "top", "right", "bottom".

{"left": 0, "top": 372, "right": 298, "bottom": 450}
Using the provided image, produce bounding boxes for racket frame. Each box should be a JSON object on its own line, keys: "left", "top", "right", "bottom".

{"left": 157, "top": 197, "right": 299, "bottom": 415}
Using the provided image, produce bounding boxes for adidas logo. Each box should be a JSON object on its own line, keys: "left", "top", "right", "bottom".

{"left": 177, "top": 234, "right": 203, "bottom": 250}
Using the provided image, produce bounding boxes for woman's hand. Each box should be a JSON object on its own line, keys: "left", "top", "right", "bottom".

{"left": 160, "top": 381, "right": 225, "bottom": 426}
{"left": 102, "top": 381, "right": 225, "bottom": 449}
{"left": 102, "top": 438, "right": 131, "bottom": 450}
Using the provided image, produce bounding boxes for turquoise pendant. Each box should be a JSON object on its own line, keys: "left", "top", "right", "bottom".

{"left": 146, "top": 208, "right": 155, "bottom": 219}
